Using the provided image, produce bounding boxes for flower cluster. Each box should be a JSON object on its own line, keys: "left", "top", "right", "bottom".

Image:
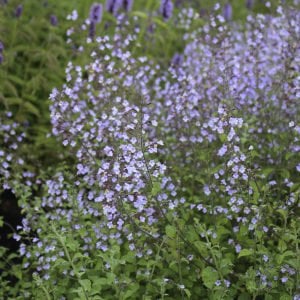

{"left": 18, "top": 24, "right": 185, "bottom": 276}
{"left": 14, "top": 3, "right": 300, "bottom": 297}
{"left": 0, "top": 112, "right": 26, "bottom": 192}
{"left": 150, "top": 5, "right": 300, "bottom": 166}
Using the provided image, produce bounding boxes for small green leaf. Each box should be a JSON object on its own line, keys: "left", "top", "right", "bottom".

{"left": 79, "top": 279, "right": 91, "bottom": 292}
{"left": 201, "top": 266, "right": 218, "bottom": 289}
{"left": 278, "top": 240, "right": 287, "bottom": 252}
{"left": 184, "top": 289, "right": 191, "bottom": 298}
{"left": 165, "top": 225, "right": 176, "bottom": 238}
{"left": 132, "top": 11, "right": 149, "bottom": 19}
{"left": 23, "top": 102, "right": 40, "bottom": 117}
{"left": 280, "top": 294, "right": 291, "bottom": 300}
{"left": 238, "top": 293, "right": 251, "bottom": 300}
{"left": 246, "top": 280, "right": 256, "bottom": 293}
{"left": 123, "top": 283, "right": 139, "bottom": 299}
{"left": 238, "top": 249, "right": 254, "bottom": 258}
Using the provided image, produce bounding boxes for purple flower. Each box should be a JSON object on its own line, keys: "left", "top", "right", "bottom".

{"left": 0, "top": 53, "right": 3, "bottom": 64}
{"left": 50, "top": 14, "right": 58, "bottom": 26}
{"left": 171, "top": 53, "right": 184, "bottom": 67}
{"left": 122, "top": 0, "right": 133, "bottom": 12}
{"left": 0, "top": 41, "right": 4, "bottom": 52}
{"left": 235, "top": 244, "right": 241, "bottom": 253}
{"left": 89, "top": 21, "right": 96, "bottom": 39}
{"left": 246, "top": 0, "right": 254, "bottom": 9}
{"left": 160, "top": 0, "right": 173, "bottom": 20}
{"left": 215, "top": 280, "right": 222, "bottom": 286}
{"left": 223, "top": 3, "right": 232, "bottom": 21}
{"left": 281, "top": 277, "right": 288, "bottom": 283}
{"left": 175, "top": 0, "right": 183, "bottom": 7}
{"left": 106, "top": 0, "right": 121, "bottom": 16}
{"left": 89, "top": 3, "right": 103, "bottom": 24}
{"left": 15, "top": 4, "right": 23, "bottom": 18}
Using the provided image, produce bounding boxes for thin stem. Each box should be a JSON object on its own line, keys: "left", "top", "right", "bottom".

{"left": 177, "top": 228, "right": 185, "bottom": 300}
{"left": 41, "top": 285, "right": 52, "bottom": 300}
{"left": 204, "top": 231, "right": 224, "bottom": 281}
{"left": 52, "top": 225, "right": 89, "bottom": 300}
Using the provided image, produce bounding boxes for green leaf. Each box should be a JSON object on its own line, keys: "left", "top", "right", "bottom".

{"left": 184, "top": 289, "right": 191, "bottom": 298}
{"left": 153, "top": 17, "right": 169, "bottom": 30}
{"left": 246, "top": 280, "right": 256, "bottom": 293}
{"left": 132, "top": 11, "right": 149, "bottom": 20}
{"left": 276, "top": 209, "right": 287, "bottom": 220}
{"left": 280, "top": 294, "right": 291, "bottom": 300}
{"left": 7, "top": 75, "right": 25, "bottom": 86}
{"left": 151, "top": 181, "right": 161, "bottom": 196}
{"left": 67, "top": 240, "right": 79, "bottom": 252}
{"left": 165, "top": 225, "right": 176, "bottom": 238}
{"left": 92, "top": 278, "right": 107, "bottom": 291}
{"left": 278, "top": 240, "right": 287, "bottom": 252}
{"left": 4, "top": 97, "right": 23, "bottom": 106}
{"left": 79, "top": 279, "right": 91, "bottom": 292}
{"left": 201, "top": 266, "right": 218, "bottom": 289}
{"left": 3, "top": 81, "right": 18, "bottom": 97}
{"left": 123, "top": 283, "right": 139, "bottom": 299}
{"left": 23, "top": 102, "right": 40, "bottom": 117}
{"left": 238, "top": 249, "right": 254, "bottom": 258}
{"left": 238, "top": 293, "right": 251, "bottom": 300}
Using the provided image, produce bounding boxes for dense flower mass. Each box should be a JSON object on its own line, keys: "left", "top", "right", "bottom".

{"left": 151, "top": 6, "right": 299, "bottom": 158}
{"left": 5, "top": 1, "right": 300, "bottom": 299}
{"left": 28, "top": 23, "right": 183, "bottom": 269}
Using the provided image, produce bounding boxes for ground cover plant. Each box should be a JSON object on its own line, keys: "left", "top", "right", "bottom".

{"left": 0, "top": 0, "right": 300, "bottom": 299}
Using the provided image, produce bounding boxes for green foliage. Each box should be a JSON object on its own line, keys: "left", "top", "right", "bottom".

{"left": 1, "top": 0, "right": 300, "bottom": 299}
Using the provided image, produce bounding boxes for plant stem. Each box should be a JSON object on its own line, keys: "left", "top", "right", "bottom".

{"left": 52, "top": 225, "right": 89, "bottom": 300}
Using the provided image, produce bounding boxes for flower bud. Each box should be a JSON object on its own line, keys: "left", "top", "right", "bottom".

{"left": 160, "top": 0, "right": 174, "bottom": 20}
{"left": 89, "top": 21, "right": 96, "bottom": 39}
{"left": 223, "top": 3, "right": 232, "bottom": 21}
{"left": 15, "top": 4, "right": 23, "bottom": 18}
{"left": 89, "top": 3, "right": 103, "bottom": 24}
{"left": 106, "top": 0, "right": 121, "bottom": 16}
{"left": 50, "top": 14, "right": 58, "bottom": 26}
{"left": 122, "top": 0, "right": 133, "bottom": 12}
{"left": 171, "top": 53, "right": 183, "bottom": 67}
{"left": 246, "top": 0, "right": 254, "bottom": 9}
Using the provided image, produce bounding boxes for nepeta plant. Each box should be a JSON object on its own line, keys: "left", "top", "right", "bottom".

{"left": 9, "top": 1, "right": 300, "bottom": 299}
{"left": 15, "top": 18, "right": 185, "bottom": 298}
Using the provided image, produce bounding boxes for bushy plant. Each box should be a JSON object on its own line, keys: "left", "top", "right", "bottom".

{"left": 0, "top": 0, "right": 300, "bottom": 299}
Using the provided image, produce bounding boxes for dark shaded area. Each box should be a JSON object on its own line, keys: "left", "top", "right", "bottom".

{"left": 0, "top": 189, "right": 22, "bottom": 252}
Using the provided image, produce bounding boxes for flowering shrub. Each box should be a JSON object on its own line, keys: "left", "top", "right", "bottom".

{"left": 0, "top": 1, "right": 300, "bottom": 299}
